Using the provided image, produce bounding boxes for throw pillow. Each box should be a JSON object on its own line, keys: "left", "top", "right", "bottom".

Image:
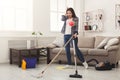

{"left": 96, "top": 38, "right": 109, "bottom": 49}
{"left": 104, "top": 38, "right": 119, "bottom": 49}
{"left": 52, "top": 36, "right": 64, "bottom": 47}
{"left": 47, "top": 43, "right": 56, "bottom": 48}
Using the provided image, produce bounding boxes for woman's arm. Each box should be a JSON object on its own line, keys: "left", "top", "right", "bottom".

{"left": 61, "top": 15, "right": 67, "bottom": 21}
{"left": 73, "top": 17, "right": 79, "bottom": 35}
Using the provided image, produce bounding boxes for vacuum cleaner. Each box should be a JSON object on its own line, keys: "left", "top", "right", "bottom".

{"left": 69, "top": 39, "right": 82, "bottom": 78}
{"left": 32, "top": 35, "right": 83, "bottom": 78}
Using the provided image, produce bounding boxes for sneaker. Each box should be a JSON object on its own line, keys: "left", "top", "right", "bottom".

{"left": 82, "top": 61, "right": 88, "bottom": 69}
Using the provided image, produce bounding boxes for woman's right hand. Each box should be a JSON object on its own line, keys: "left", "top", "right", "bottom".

{"left": 61, "top": 15, "right": 67, "bottom": 21}
{"left": 73, "top": 33, "right": 77, "bottom": 38}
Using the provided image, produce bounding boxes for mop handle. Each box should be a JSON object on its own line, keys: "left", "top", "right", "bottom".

{"left": 39, "top": 35, "right": 74, "bottom": 75}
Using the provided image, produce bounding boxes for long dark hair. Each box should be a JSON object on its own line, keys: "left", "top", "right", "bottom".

{"left": 66, "top": 8, "right": 77, "bottom": 18}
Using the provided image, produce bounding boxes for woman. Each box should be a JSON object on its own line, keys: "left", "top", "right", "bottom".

{"left": 61, "top": 8, "right": 88, "bottom": 69}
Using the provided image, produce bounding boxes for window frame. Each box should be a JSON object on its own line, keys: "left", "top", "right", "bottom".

{"left": 0, "top": 0, "right": 33, "bottom": 32}
{"left": 50, "top": 0, "right": 74, "bottom": 32}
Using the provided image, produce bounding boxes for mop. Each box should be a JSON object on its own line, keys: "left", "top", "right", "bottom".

{"left": 69, "top": 39, "right": 82, "bottom": 78}
{"left": 32, "top": 35, "right": 73, "bottom": 78}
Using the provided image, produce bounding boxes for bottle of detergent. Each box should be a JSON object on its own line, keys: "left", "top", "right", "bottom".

{"left": 21, "top": 59, "right": 26, "bottom": 70}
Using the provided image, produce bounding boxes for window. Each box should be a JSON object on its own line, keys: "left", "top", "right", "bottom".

{"left": 0, "top": 0, "right": 33, "bottom": 31}
{"left": 50, "top": 0, "right": 74, "bottom": 32}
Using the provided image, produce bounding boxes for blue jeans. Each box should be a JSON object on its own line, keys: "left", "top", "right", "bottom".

{"left": 64, "top": 35, "right": 85, "bottom": 65}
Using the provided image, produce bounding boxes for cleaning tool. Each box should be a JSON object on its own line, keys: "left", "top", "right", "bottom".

{"left": 21, "top": 59, "right": 26, "bottom": 70}
{"left": 69, "top": 39, "right": 82, "bottom": 78}
{"left": 32, "top": 35, "right": 73, "bottom": 78}
{"left": 25, "top": 57, "right": 37, "bottom": 68}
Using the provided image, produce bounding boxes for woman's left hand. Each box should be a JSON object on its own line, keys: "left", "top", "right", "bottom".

{"left": 73, "top": 33, "right": 77, "bottom": 38}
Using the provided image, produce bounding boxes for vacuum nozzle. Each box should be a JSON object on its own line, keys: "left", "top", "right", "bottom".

{"left": 69, "top": 74, "right": 82, "bottom": 78}
{"left": 69, "top": 70, "right": 82, "bottom": 78}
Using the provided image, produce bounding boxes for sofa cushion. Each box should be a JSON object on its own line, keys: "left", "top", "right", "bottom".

{"left": 95, "top": 36, "right": 120, "bottom": 48}
{"left": 94, "top": 36, "right": 106, "bottom": 48}
{"left": 52, "top": 36, "right": 64, "bottom": 47}
{"left": 78, "top": 36, "right": 95, "bottom": 48}
{"left": 51, "top": 48, "right": 88, "bottom": 56}
{"left": 88, "top": 49, "right": 108, "bottom": 56}
{"left": 47, "top": 43, "right": 56, "bottom": 48}
{"left": 51, "top": 48, "right": 66, "bottom": 55}
{"left": 96, "top": 38, "right": 110, "bottom": 49}
{"left": 106, "top": 45, "right": 119, "bottom": 51}
{"left": 104, "top": 38, "right": 119, "bottom": 49}
{"left": 79, "top": 48, "right": 89, "bottom": 55}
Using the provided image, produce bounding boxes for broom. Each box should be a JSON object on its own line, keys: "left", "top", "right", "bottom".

{"left": 32, "top": 35, "right": 73, "bottom": 78}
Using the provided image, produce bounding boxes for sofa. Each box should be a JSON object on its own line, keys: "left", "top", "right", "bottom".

{"left": 47, "top": 36, "right": 120, "bottom": 67}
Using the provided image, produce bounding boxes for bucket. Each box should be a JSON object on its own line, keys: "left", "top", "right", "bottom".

{"left": 25, "top": 57, "right": 37, "bottom": 68}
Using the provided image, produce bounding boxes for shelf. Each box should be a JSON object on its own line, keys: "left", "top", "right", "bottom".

{"left": 84, "top": 30, "right": 103, "bottom": 32}
{"left": 83, "top": 9, "right": 104, "bottom": 32}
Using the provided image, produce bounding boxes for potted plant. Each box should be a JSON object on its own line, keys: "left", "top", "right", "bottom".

{"left": 32, "top": 31, "right": 43, "bottom": 47}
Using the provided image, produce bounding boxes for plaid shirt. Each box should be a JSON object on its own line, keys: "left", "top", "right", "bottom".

{"left": 61, "top": 15, "right": 79, "bottom": 35}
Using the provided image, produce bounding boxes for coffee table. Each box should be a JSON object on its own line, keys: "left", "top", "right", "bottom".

{"left": 10, "top": 47, "right": 47, "bottom": 67}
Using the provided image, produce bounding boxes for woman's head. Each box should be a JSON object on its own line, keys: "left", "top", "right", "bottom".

{"left": 66, "top": 8, "right": 76, "bottom": 18}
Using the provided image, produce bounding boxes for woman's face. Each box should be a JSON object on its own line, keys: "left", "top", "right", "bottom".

{"left": 66, "top": 11, "right": 72, "bottom": 18}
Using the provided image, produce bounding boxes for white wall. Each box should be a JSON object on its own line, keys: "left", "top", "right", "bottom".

{"left": 74, "top": 0, "right": 85, "bottom": 36}
{"left": 0, "top": 38, "right": 9, "bottom": 63}
{"left": 84, "top": 0, "right": 120, "bottom": 36}
{"left": 33, "top": 0, "right": 53, "bottom": 36}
